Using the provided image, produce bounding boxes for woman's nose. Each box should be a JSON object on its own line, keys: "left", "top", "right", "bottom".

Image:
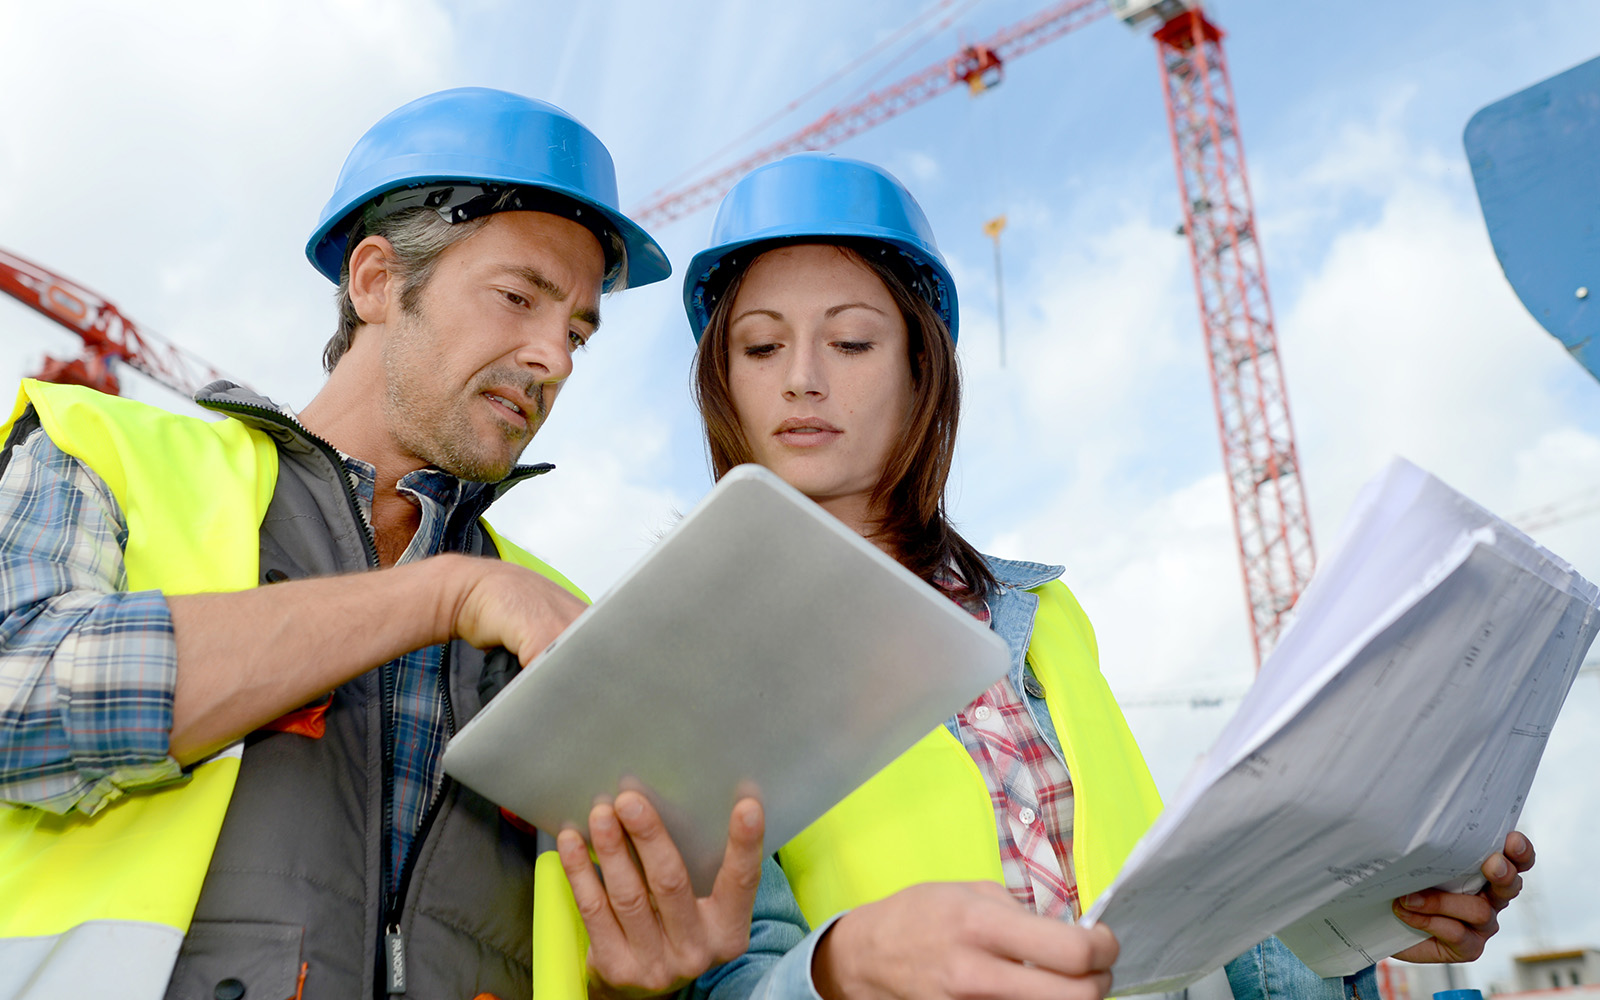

{"left": 781, "top": 345, "right": 826, "bottom": 399}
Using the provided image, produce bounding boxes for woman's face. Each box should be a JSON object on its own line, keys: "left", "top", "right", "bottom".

{"left": 726, "top": 244, "right": 915, "bottom": 519}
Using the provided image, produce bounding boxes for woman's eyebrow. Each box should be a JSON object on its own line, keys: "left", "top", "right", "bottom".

{"left": 824, "top": 302, "right": 886, "bottom": 319}
{"left": 731, "top": 308, "right": 783, "bottom": 325}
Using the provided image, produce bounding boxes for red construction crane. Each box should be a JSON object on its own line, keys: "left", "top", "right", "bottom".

{"left": 635, "top": 0, "right": 1314, "bottom": 665}
{"left": 1151, "top": 9, "right": 1314, "bottom": 663}
{"left": 632, "top": 0, "right": 1112, "bottom": 228}
{"left": 0, "top": 246, "right": 238, "bottom": 399}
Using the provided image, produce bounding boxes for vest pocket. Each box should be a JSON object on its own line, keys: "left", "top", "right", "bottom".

{"left": 167, "top": 920, "right": 305, "bottom": 1000}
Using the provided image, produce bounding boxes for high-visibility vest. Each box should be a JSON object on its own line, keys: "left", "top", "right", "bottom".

{"left": 531, "top": 576, "right": 1165, "bottom": 997}
{"left": 0, "top": 379, "right": 578, "bottom": 1000}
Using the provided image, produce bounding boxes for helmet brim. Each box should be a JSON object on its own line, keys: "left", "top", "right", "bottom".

{"left": 683, "top": 227, "right": 959, "bottom": 343}
{"left": 306, "top": 171, "right": 670, "bottom": 292}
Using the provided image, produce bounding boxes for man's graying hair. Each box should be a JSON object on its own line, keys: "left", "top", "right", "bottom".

{"left": 322, "top": 191, "right": 626, "bottom": 373}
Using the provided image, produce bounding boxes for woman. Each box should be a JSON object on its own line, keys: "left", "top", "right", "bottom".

{"left": 677, "top": 153, "right": 1533, "bottom": 1000}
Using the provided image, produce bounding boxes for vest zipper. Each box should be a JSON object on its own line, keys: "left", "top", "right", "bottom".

{"left": 380, "top": 641, "right": 458, "bottom": 994}
{"left": 197, "top": 398, "right": 405, "bottom": 991}
{"left": 200, "top": 391, "right": 532, "bottom": 996}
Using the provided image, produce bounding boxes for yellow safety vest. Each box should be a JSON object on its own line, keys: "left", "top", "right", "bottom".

{"left": 0, "top": 379, "right": 580, "bottom": 1000}
{"left": 531, "top": 574, "right": 1165, "bottom": 997}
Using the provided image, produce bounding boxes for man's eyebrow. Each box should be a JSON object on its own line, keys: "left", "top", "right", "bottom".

{"left": 505, "top": 265, "right": 566, "bottom": 302}
{"left": 503, "top": 264, "right": 600, "bottom": 330}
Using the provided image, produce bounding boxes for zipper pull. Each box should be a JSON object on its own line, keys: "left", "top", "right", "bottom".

{"left": 385, "top": 924, "right": 407, "bottom": 994}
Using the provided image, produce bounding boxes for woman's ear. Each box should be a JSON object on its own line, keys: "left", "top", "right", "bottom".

{"left": 347, "top": 235, "right": 397, "bottom": 326}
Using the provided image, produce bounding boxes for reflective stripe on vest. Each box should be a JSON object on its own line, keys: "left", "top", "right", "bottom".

{"left": 528, "top": 578, "right": 1166, "bottom": 998}
{"left": 483, "top": 523, "right": 595, "bottom": 1000}
{"left": 777, "top": 578, "right": 1164, "bottom": 925}
{"left": 0, "top": 379, "right": 276, "bottom": 1000}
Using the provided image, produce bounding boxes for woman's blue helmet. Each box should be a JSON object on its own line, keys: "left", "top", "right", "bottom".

{"left": 683, "top": 153, "right": 958, "bottom": 342}
{"left": 307, "top": 88, "right": 669, "bottom": 292}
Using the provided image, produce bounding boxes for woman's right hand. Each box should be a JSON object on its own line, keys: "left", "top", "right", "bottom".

{"left": 812, "top": 882, "right": 1118, "bottom": 1000}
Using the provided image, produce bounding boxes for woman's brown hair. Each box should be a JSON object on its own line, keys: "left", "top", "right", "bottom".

{"left": 692, "top": 241, "right": 998, "bottom": 600}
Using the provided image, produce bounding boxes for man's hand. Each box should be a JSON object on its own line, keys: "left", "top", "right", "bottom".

{"left": 1391, "top": 830, "right": 1535, "bottom": 963}
{"left": 559, "top": 790, "right": 766, "bottom": 999}
{"left": 447, "top": 556, "right": 588, "bottom": 667}
{"left": 168, "top": 554, "right": 585, "bottom": 764}
{"left": 812, "top": 881, "right": 1119, "bottom": 1000}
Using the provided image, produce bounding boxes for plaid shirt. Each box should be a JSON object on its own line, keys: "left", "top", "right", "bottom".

{"left": 0, "top": 426, "right": 474, "bottom": 893}
{"left": 341, "top": 455, "right": 470, "bottom": 892}
{"left": 943, "top": 583, "right": 1081, "bottom": 920}
{"left": 0, "top": 428, "right": 184, "bottom": 814}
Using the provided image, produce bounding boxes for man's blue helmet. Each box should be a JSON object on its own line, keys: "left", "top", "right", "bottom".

{"left": 307, "top": 88, "right": 669, "bottom": 291}
{"left": 683, "top": 153, "right": 958, "bottom": 342}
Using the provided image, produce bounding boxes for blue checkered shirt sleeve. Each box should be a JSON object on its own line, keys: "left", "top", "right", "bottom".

{"left": 0, "top": 426, "right": 183, "bottom": 815}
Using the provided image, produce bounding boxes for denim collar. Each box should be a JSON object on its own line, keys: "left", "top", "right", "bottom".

{"left": 938, "top": 554, "right": 1072, "bottom": 760}
{"left": 980, "top": 555, "right": 1060, "bottom": 688}
{"left": 985, "top": 555, "right": 1065, "bottom": 593}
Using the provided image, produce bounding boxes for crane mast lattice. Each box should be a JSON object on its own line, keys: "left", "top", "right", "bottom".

{"left": 1155, "top": 10, "right": 1314, "bottom": 662}
{"left": 634, "top": 1, "right": 1316, "bottom": 665}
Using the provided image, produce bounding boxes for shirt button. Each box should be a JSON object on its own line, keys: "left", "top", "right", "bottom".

{"left": 1019, "top": 807, "right": 1037, "bottom": 825}
{"left": 214, "top": 979, "right": 246, "bottom": 1000}
{"left": 973, "top": 705, "right": 992, "bottom": 722}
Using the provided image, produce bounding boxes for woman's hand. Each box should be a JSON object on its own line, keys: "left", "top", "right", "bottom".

{"left": 812, "top": 881, "right": 1119, "bottom": 1000}
{"left": 560, "top": 790, "right": 766, "bottom": 999}
{"left": 1391, "top": 830, "right": 1535, "bottom": 963}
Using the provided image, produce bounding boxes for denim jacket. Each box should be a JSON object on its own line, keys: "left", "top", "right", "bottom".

{"left": 692, "top": 556, "right": 1378, "bottom": 1000}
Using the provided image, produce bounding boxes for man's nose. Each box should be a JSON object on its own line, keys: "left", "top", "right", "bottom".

{"left": 514, "top": 319, "right": 574, "bottom": 386}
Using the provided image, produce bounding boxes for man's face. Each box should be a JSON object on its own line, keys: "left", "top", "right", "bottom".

{"left": 381, "top": 211, "right": 605, "bottom": 481}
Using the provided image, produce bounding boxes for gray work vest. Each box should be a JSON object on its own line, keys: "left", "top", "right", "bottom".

{"left": 164, "top": 385, "right": 550, "bottom": 1000}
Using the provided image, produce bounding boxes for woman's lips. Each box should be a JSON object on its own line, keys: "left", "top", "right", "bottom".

{"left": 774, "top": 417, "right": 842, "bottom": 447}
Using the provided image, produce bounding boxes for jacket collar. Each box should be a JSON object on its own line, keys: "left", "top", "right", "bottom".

{"left": 192, "top": 380, "right": 553, "bottom": 515}
{"left": 983, "top": 554, "right": 1065, "bottom": 592}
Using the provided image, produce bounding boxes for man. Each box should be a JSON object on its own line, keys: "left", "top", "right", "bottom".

{"left": 0, "top": 88, "right": 762, "bottom": 1000}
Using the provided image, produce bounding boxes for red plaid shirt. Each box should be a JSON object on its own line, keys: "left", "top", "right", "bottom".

{"left": 943, "top": 580, "right": 1080, "bottom": 919}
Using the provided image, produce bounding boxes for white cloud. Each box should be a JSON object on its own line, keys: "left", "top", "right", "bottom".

{"left": 0, "top": 0, "right": 457, "bottom": 410}
{"left": 491, "top": 433, "right": 689, "bottom": 600}
{"left": 894, "top": 150, "right": 941, "bottom": 185}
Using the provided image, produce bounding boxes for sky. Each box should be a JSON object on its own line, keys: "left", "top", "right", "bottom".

{"left": 0, "top": 0, "right": 1596, "bottom": 990}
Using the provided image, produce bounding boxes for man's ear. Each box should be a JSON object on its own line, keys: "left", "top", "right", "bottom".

{"left": 348, "top": 235, "right": 398, "bottom": 326}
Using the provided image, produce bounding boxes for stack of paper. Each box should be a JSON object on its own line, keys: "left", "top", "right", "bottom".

{"left": 1086, "top": 458, "right": 1600, "bottom": 994}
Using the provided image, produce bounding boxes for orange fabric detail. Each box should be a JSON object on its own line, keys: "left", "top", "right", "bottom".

{"left": 470, "top": 994, "right": 505, "bottom": 1000}
{"left": 261, "top": 694, "right": 332, "bottom": 739}
{"left": 286, "top": 961, "right": 308, "bottom": 1000}
{"left": 499, "top": 807, "right": 538, "bottom": 836}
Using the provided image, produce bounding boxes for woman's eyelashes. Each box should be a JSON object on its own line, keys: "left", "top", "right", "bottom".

{"left": 832, "top": 340, "right": 874, "bottom": 355}
{"left": 738, "top": 336, "right": 877, "bottom": 359}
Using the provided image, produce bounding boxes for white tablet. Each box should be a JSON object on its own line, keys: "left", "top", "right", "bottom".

{"left": 441, "top": 463, "right": 1010, "bottom": 893}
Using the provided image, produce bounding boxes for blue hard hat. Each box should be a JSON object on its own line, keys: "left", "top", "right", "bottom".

{"left": 683, "top": 153, "right": 958, "bottom": 342}
{"left": 307, "top": 88, "right": 669, "bottom": 291}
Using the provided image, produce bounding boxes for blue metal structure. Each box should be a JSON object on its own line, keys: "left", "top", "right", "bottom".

{"left": 1466, "top": 55, "right": 1600, "bottom": 379}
